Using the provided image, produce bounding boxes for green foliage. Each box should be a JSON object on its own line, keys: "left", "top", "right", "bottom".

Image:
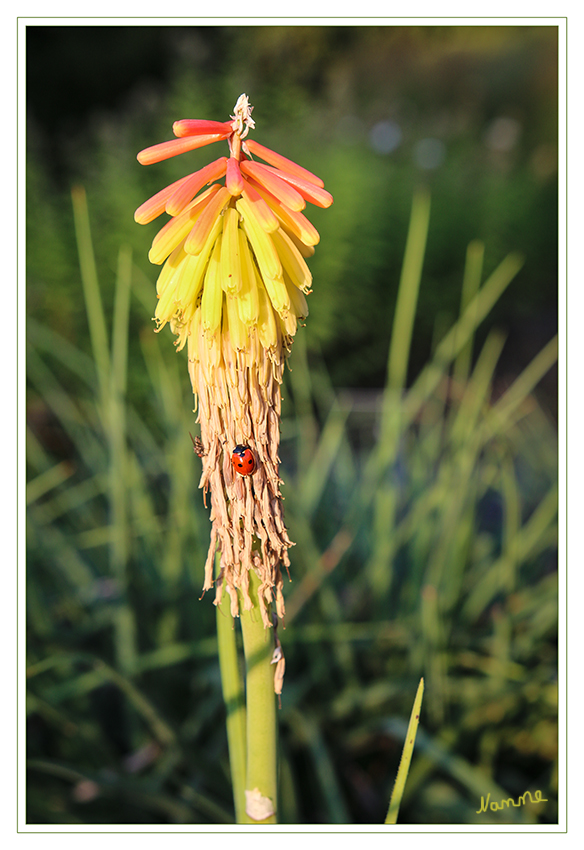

{"left": 25, "top": 25, "right": 558, "bottom": 825}
{"left": 26, "top": 183, "right": 557, "bottom": 825}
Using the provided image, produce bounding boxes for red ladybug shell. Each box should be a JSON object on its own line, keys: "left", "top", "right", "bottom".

{"left": 231, "top": 445, "right": 255, "bottom": 476}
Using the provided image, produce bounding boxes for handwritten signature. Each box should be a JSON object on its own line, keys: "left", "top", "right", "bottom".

{"left": 477, "top": 790, "right": 547, "bottom": 813}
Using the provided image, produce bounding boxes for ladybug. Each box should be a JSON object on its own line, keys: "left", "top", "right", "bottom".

{"left": 231, "top": 444, "right": 255, "bottom": 476}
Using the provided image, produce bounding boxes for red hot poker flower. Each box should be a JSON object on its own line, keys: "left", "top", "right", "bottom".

{"left": 135, "top": 94, "right": 333, "bottom": 625}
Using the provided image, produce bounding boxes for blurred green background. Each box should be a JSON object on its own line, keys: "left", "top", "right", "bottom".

{"left": 26, "top": 24, "right": 558, "bottom": 825}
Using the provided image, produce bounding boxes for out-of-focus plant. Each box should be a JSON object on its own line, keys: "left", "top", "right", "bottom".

{"left": 26, "top": 87, "right": 557, "bottom": 824}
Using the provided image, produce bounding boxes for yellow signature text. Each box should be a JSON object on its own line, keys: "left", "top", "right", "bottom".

{"left": 477, "top": 790, "right": 547, "bottom": 814}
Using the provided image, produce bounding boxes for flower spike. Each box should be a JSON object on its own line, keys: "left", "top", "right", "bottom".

{"left": 135, "top": 95, "right": 333, "bottom": 622}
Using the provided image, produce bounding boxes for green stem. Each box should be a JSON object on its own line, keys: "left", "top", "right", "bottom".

{"left": 216, "top": 579, "right": 247, "bottom": 823}
{"left": 239, "top": 569, "right": 278, "bottom": 824}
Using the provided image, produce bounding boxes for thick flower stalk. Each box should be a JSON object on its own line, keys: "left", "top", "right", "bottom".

{"left": 135, "top": 94, "right": 332, "bottom": 627}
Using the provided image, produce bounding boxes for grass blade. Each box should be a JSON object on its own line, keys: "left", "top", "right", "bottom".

{"left": 453, "top": 239, "right": 485, "bottom": 384}
{"left": 108, "top": 245, "right": 136, "bottom": 673}
{"left": 385, "top": 677, "right": 424, "bottom": 824}
{"left": 71, "top": 185, "right": 110, "bottom": 409}
{"left": 387, "top": 186, "right": 431, "bottom": 392}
